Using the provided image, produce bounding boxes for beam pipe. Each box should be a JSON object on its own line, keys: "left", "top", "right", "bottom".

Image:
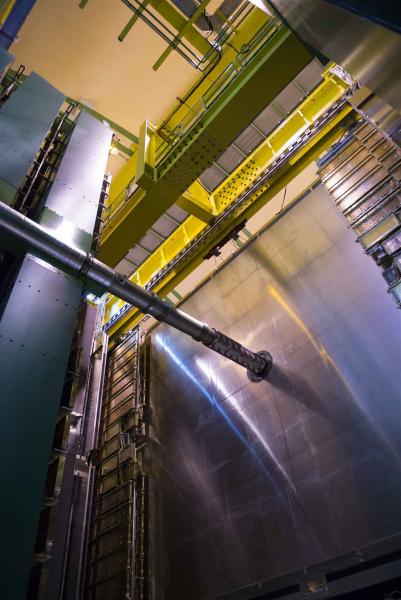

{"left": 0, "top": 201, "right": 272, "bottom": 380}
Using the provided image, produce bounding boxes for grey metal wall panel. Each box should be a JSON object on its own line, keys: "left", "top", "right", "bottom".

{"left": 0, "top": 255, "right": 82, "bottom": 600}
{"left": 0, "top": 72, "right": 64, "bottom": 188}
{"left": 0, "top": 47, "right": 13, "bottom": 75}
{"left": 43, "top": 110, "right": 112, "bottom": 236}
{"left": 149, "top": 185, "right": 401, "bottom": 599}
{"left": 46, "top": 303, "right": 97, "bottom": 600}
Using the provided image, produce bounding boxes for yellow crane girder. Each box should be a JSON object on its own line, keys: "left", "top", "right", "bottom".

{"left": 98, "top": 18, "right": 312, "bottom": 267}
{"left": 104, "top": 68, "right": 351, "bottom": 334}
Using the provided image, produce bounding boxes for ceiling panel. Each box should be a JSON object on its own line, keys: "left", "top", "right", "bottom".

{"left": 166, "top": 204, "right": 189, "bottom": 223}
{"left": 9, "top": 0, "right": 198, "bottom": 134}
{"left": 115, "top": 257, "right": 135, "bottom": 277}
{"left": 295, "top": 58, "right": 323, "bottom": 93}
{"left": 274, "top": 81, "right": 305, "bottom": 114}
{"left": 199, "top": 164, "right": 227, "bottom": 191}
{"left": 216, "top": 145, "right": 245, "bottom": 173}
{"left": 153, "top": 214, "right": 178, "bottom": 238}
{"left": 127, "top": 245, "right": 150, "bottom": 266}
{"left": 253, "top": 103, "right": 282, "bottom": 136}
{"left": 234, "top": 123, "right": 264, "bottom": 154}
{"left": 139, "top": 230, "right": 162, "bottom": 253}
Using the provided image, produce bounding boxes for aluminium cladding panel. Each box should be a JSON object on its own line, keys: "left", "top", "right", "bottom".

{"left": 43, "top": 110, "right": 112, "bottom": 239}
{"left": 148, "top": 185, "right": 401, "bottom": 600}
{"left": 0, "top": 47, "right": 13, "bottom": 77}
{"left": 0, "top": 255, "right": 82, "bottom": 600}
{"left": 0, "top": 72, "right": 64, "bottom": 192}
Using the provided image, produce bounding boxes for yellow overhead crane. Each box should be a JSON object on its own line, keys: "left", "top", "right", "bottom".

{"left": 98, "top": 12, "right": 312, "bottom": 267}
{"left": 104, "top": 66, "right": 352, "bottom": 336}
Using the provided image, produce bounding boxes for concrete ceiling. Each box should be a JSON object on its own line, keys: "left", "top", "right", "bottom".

{"left": 9, "top": 0, "right": 200, "bottom": 136}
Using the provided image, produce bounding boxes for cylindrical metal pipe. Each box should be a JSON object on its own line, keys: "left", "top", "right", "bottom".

{"left": 0, "top": 201, "right": 272, "bottom": 380}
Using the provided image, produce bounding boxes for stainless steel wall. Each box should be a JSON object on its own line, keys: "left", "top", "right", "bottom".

{"left": 148, "top": 184, "right": 401, "bottom": 599}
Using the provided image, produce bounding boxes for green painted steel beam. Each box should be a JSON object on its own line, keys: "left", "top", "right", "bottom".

{"left": 152, "top": 0, "right": 212, "bottom": 71}
{"left": 118, "top": 0, "right": 150, "bottom": 41}
{"left": 148, "top": 0, "right": 210, "bottom": 55}
{"left": 66, "top": 98, "right": 139, "bottom": 144}
{"left": 116, "top": 142, "right": 134, "bottom": 157}
{"left": 156, "top": 27, "right": 311, "bottom": 185}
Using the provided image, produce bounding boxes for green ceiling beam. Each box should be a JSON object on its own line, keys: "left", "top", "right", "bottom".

{"left": 118, "top": 0, "right": 150, "bottom": 41}
{"left": 66, "top": 98, "right": 139, "bottom": 145}
{"left": 148, "top": 0, "right": 210, "bottom": 55}
{"left": 115, "top": 142, "right": 134, "bottom": 157}
{"left": 153, "top": 0, "right": 212, "bottom": 71}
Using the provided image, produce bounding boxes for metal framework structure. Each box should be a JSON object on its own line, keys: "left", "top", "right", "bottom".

{"left": 81, "top": 0, "right": 255, "bottom": 72}
{"left": 98, "top": 15, "right": 312, "bottom": 266}
{"left": 104, "top": 68, "right": 353, "bottom": 335}
{"left": 1, "top": 4, "right": 400, "bottom": 600}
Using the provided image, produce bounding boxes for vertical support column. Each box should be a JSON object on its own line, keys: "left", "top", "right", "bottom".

{"left": 0, "top": 109, "right": 112, "bottom": 600}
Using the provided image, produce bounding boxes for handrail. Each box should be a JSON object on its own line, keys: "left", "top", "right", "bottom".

{"left": 102, "top": 18, "right": 282, "bottom": 230}
{"left": 154, "top": 18, "right": 281, "bottom": 165}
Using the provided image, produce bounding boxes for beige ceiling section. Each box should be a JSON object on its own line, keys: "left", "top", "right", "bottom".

{"left": 9, "top": 0, "right": 199, "bottom": 135}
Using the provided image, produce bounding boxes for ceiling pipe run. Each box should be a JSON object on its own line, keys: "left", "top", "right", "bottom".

{"left": 0, "top": 200, "right": 272, "bottom": 381}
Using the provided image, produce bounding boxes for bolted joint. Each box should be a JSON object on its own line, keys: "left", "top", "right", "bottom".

{"left": 246, "top": 350, "right": 273, "bottom": 382}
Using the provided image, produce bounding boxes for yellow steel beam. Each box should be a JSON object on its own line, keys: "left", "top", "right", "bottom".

{"left": 103, "top": 10, "right": 269, "bottom": 225}
{"left": 99, "top": 22, "right": 312, "bottom": 267}
{"left": 212, "top": 67, "right": 348, "bottom": 213}
{"left": 156, "top": 9, "right": 270, "bottom": 138}
{"left": 103, "top": 71, "right": 352, "bottom": 332}
{"left": 0, "top": 0, "right": 15, "bottom": 24}
{"left": 0, "top": 0, "right": 16, "bottom": 25}
{"left": 135, "top": 119, "right": 156, "bottom": 190}
{"left": 177, "top": 180, "right": 215, "bottom": 223}
{"left": 105, "top": 107, "right": 352, "bottom": 336}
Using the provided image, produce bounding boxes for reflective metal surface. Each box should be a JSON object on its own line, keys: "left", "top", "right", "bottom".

{"left": 268, "top": 0, "right": 401, "bottom": 114}
{"left": 148, "top": 185, "right": 401, "bottom": 599}
{"left": 0, "top": 72, "right": 64, "bottom": 191}
{"left": 0, "top": 253, "right": 82, "bottom": 600}
{"left": 44, "top": 110, "right": 113, "bottom": 241}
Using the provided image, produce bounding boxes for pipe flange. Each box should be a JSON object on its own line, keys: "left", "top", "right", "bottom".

{"left": 247, "top": 351, "right": 273, "bottom": 383}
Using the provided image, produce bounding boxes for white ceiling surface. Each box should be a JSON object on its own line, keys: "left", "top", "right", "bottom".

{"left": 9, "top": 0, "right": 200, "bottom": 135}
